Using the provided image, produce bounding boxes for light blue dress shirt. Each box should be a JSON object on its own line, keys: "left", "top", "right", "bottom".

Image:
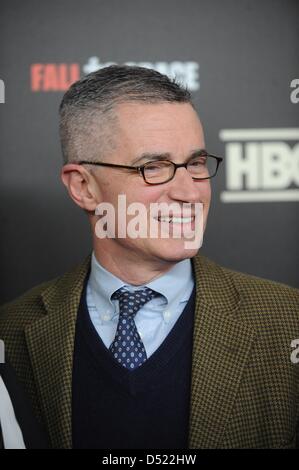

{"left": 86, "top": 252, "right": 194, "bottom": 358}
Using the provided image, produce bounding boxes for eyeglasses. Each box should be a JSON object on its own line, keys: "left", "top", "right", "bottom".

{"left": 78, "top": 152, "right": 223, "bottom": 185}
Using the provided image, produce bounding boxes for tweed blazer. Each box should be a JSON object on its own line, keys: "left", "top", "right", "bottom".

{"left": 0, "top": 254, "right": 298, "bottom": 449}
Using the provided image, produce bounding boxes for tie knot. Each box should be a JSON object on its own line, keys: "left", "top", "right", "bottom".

{"left": 112, "top": 286, "right": 159, "bottom": 318}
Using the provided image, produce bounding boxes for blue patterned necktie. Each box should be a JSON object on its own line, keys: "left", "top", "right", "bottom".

{"left": 109, "top": 286, "right": 159, "bottom": 370}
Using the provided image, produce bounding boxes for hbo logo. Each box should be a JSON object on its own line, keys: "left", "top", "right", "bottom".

{"left": 225, "top": 142, "right": 299, "bottom": 190}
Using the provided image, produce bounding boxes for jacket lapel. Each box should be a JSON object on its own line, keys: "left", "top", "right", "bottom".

{"left": 25, "top": 257, "right": 90, "bottom": 449}
{"left": 189, "top": 256, "right": 256, "bottom": 448}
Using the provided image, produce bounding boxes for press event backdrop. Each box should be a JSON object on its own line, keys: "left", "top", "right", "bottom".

{"left": 0, "top": 0, "right": 298, "bottom": 303}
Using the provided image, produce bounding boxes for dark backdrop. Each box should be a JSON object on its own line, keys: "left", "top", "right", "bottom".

{"left": 0, "top": 0, "right": 298, "bottom": 304}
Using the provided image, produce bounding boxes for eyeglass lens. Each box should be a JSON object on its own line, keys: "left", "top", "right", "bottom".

{"left": 143, "top": 155, "right": 217, "bottom": 183}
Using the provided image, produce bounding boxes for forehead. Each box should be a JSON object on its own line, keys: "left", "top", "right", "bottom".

{"left": 114, "top": 102, "right": 205, "bottom": 156}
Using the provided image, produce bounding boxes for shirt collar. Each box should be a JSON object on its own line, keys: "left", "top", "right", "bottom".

{"left": 89, "top": 251, "right": 193, "bottom": 308}
{"left": 89, "top": 252, "right": 124, "bottom": 305}
{"left": 145, "top": 257, "right": 193, "bottom": 305}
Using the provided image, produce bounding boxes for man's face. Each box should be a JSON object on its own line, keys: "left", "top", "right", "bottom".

{"left": 92, "top": 101, "right": 211, "bottom": 267}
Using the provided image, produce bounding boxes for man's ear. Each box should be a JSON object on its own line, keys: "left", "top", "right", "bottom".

{"left": 61, "top": 164, "right": 100, "bottom": 211}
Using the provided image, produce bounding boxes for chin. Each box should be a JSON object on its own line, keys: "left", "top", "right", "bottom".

{"left": 154, "top": 242, "right": 200, "bottom": 263}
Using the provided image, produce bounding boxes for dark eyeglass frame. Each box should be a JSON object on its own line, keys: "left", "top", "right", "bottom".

{"left": 77, "top": 152, "right": 223, "bottom": 185}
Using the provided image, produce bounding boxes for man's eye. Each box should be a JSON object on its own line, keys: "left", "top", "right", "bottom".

{"left": 145, "top": 162, "right": 170, "bottom": 171}
{"left": 146, "top": 165, "right": 160, "bottom": 171}
{"left": 189, "top": 157, "right": 206, "bottom": 166}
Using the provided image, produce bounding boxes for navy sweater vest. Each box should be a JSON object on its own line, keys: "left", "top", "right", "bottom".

{"left": 72, "top": 281, "right": 195, "bottom": 449}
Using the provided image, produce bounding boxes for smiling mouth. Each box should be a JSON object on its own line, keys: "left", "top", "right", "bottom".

{"left": 154, "top": 215, "right": 195, "bottom": 224}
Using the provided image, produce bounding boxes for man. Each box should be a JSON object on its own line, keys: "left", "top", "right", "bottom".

{"left": 0, "top": 65, "right": 298, "bottom": 449}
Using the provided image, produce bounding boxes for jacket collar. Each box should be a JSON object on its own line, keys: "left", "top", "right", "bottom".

{"left": 25, "top": 254, "right": 255, "bottom": 449}
{"left": 189, "top": 255, "right": 256, "bottom": 448}
{"left": 25, "top": 256, "right": 90, "bottom": 449}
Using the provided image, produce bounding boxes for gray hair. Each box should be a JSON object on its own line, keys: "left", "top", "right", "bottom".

{"left": 59, "top": 65, "right": 193, "bottom": 164}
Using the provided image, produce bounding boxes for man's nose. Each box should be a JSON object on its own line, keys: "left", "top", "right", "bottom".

{"left": 167, "top": 167, "right": 202, "bottom": 202}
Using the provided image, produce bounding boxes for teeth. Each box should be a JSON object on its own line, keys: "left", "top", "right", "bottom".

{"left": 157, "top": 216, "right": 193, "bottom": 223}
{"left": 172, "top": 217, "right": 193, "bottom": 223}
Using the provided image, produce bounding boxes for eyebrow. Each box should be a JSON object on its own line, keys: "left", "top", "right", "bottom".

{"left": 130, "top": 148, "right": 207, "bottom": 166}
